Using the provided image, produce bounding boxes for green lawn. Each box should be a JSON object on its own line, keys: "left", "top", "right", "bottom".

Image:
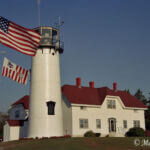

{"left": 0, "top": 137, "right": 150, "bottom": 150}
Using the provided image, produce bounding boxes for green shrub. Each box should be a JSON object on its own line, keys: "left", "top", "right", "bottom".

{"left": 84, "top": 131, "right": 101, "bottom": 137}
{"left": 84, "top": 130, "right": 96, "bottom": 137}
{"left": 125, "top": 127, "right": 146, "bottom": 137}
{"left": 105, "top": 134, "right": 109, "bottom": 137}
{"left": 95, "top": 133, "right": 101, "bottom": 137}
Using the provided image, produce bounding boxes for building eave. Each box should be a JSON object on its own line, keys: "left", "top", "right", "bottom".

{"left": 123, "top": 107, "right": 148, "bottom": 110}
{"left": 71, "top": 103, "right": 101, "bottom": 108}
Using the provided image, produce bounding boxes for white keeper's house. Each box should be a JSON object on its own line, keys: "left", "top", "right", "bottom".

{"left": 3, "top": 78, "right": 147, "bottom": 141}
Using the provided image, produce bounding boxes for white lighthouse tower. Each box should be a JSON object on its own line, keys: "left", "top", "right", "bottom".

{"left": 28, "top": 26, "right": 64, "bottom": 138}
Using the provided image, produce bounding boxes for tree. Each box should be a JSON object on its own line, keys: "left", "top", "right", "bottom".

{"left": 147, "top": 92, "right": 150, "bottom": 107}
{"left": 134, "top": 89, "right": 147, "bottom": 105}
{"left": 134, "top": 89, "right": 150, "bottom": 131}
{"left": 124, "top": 89, "right": 131, "bottom": 94}
{"left": 145, "top": 92, "right": 150, "bottom": 130}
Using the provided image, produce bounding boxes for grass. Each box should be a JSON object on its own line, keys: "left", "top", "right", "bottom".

{"left": 0, "top": 137, "right": 150, "bottom": 150}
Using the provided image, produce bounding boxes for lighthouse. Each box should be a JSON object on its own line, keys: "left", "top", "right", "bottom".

{"left": 27, "top": 26, "right": 64, "bottom": 138}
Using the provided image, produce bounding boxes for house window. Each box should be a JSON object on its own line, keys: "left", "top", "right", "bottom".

{"left": 123, "top": 120, "right": 127, "bottom": 128}
{"left": 107, "top": 100, "right": 116, "bottom": 109}
{"left": 80, "top": 106, "right": 86, "bottom": 110}
{"left": 47, "top": 101, "right": 56, "bottom": 115}
{"left": 79, "top": 119, "right": 88, "bottom": 128}
{"left": 96, "top": 119, "right": 101, "bottom": 128}
{"left": 15, "top": 110, "right": 20, "bottom": 118}
{"left": 133, "top": 120, "right": 140, "bottom": 127}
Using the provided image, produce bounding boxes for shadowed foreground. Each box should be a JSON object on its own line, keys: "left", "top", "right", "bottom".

{"left": 0, "top": 137, "right": 150, "bottom": 150}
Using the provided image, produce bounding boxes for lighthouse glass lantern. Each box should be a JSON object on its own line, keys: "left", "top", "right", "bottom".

{"left": 34, "top": 26, "right": 63, "bottom": 53}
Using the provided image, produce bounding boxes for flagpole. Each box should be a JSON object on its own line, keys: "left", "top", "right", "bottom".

{"left": 0, "top": 50, "right": 6, "bottom": 81}
{"left": 37, "top": 0, "right": 40, "bottom": 26}
{"left": 0, "top": 50, "right": 6, "bottom": 62}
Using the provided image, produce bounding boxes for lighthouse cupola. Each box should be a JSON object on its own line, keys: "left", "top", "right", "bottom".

{"left": 34, "top": 26, "right": 63, "bottom": 53}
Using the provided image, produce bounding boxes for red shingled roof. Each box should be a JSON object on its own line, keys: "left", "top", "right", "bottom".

{"left": 62, "top": 85, "right": 147, "bottom": 109}
{"left": 11, "top": 95, "right": 29, "bottom": 109}
{"left": 7, "top": 120, "right": 20, "bottom": 126}
{"left": 11, "top": 85, "right": 147, "bottom": 109}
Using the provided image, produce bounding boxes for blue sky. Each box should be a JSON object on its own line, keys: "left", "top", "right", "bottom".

{"left": 0, "top": 0, "right": 150, "bottom": 112}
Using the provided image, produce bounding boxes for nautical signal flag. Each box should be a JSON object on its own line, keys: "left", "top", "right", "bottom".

{"left": 0, "top": 16, "right": 41, "bottom": 56}
{"left": 2, "top": 57, "right": 29, "bottom": 85}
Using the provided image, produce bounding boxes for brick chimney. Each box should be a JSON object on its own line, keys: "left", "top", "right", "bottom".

{"left": 76, "top": 77, "right": 81, "bottom": 87}
{"left": 113, "top": 82, "right": 117, "bottom": 92}
{"left": 89, "top": 81, "right": 94, "bottom": 88}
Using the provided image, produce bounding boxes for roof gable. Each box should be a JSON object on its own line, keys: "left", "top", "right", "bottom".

{"left": 11, "top": 95, "right": 29, "bottom": 109}
{"left": 62, "top": 85, "right": 147, "bottom": 109}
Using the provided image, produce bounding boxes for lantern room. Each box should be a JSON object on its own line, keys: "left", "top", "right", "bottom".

{"left": 34, "top": 26, "right": 64, "bottom": 53}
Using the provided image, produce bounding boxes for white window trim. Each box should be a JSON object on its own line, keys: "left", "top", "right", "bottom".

{"left": 79, "top": 119, "right": 88, "bottom": 129}
{"left": 107, "top": 100, "right": 116, "bottom": 109}
{"left": 123, "top": 120, "right": 127, "bottom": 129}
{"left": 133, "top": 120, "right": 140, "bottom": 128}
{"left": 96, "top": 119, "right": 101, "bottom": 129}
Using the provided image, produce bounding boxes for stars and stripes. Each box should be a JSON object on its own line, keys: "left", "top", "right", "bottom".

{"left": 0, "top": 16, "right": 41, "bottom": 56}
{"left": 2, "top": 57, "right": 29, "bottom": 85}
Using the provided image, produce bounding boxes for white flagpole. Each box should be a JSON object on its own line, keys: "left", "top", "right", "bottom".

{"left": 37, "top": 0, "right": 40, "bottom": 26}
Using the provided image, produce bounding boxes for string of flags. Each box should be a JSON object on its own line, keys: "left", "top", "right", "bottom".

{"left": 2, "top": 57, "right": 29, "bottom": 85}
{"left": 0, "top": 16, "right": 41, "bottom": 56}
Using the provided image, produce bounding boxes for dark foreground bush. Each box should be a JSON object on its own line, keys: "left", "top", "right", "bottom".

{"left": 125, "top": 127, "right": 146, "bottom": 137}
{"left": 95, "top": 133, "right": 101, "bottom": 137}
{"left": 84, "top": 130, "right": 101, "bottom": 137}
{"left": 84, "top": 130, "right": 96, "bottom": 137}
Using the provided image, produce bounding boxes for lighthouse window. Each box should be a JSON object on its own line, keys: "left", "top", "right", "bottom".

{"left": 41, "top": 29, "right": 52, "bottom": 45}
{"left": 42, "top": 29, "right": 51, "bottom": 38}
{"left": 47, "top": 101, "right": 56, "bottom": 115}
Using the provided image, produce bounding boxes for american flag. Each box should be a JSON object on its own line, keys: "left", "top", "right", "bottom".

{"left": 0, "top": 16, "right": 41, "bottom": 56}
{"left": 2, "top": 57, "right": 29, "bottom": 85}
